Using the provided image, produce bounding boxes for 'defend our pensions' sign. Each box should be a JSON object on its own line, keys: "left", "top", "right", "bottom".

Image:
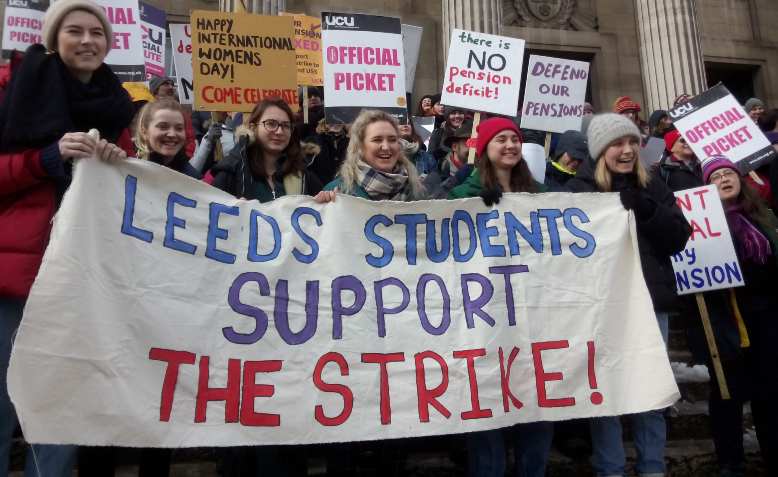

{"left": 441, "top": 29, "right": 525, "bottom": 117}
{"left": 671, "top": 185, "right": 745, "bottom": 294}
{"left": 669, "top": 84, "right": 776, "bottom": 173}
{"left": 169, "top": 24, "right": 193, "bottom": 105}
{"left": 321, "top": 12, "right": 407, "bottom": 124}
{"left": 520, "top": 55, "right": 589, "bottom": 134}
{"left": 140, "top": 2, "right": 166, "bottom": 79}
{"left": 1, "top": 0, "right": 47, "bottom": 54}
{"left": 97, "top": 0, "right": 146, "bottom": 83}
{"left": 191, "top": 11, "right": 298, "bottom": 112}
{"left": 9, "top": 160, "right": 679, "bottom": 447}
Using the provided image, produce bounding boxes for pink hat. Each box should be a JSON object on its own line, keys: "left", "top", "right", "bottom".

{"left": 475, "top": 118, "right": 522, "bottom": 158}
{"left": 701, "top": 155, "right": 739, "bottom": 183}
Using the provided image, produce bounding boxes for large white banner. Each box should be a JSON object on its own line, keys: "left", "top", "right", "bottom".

{"left": 671, "top": 185, "right": 744, "bottom": 294}
{"left": 169, "top": 24, "right": 193, "bottom": 105}
{"left": 9, "top": 159, "right": 678, "bottom": 447}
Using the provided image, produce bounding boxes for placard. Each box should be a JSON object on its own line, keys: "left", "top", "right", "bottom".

{"left": 671, "top": 185, "right": 745, "bottom": 294}
{"left": 97, "top": 0, "right": 146, "bottom": 83}
{"left": 321, "top": 12, "right": 407, "bottom": 124}
{"left": 669, "top": 84, "right": 776, "bottom": 173}
{"left": 9, "top": 158, "right": 679, "bottom": 447}
{"left": 281, "top": 13, "right": 323, "bottom": 86}
{"left": 401, "top": 24, "right": 423, "bottom": 93}
{"left": 520, "top": 55, "right": 589, "bottom": 133}
{"left": 139, "top": 2, "right": 166, "bottom": 79}
{"left": 2, "top": 0, "right": 47, "bottom": 54}
{"left": 169, "top": 23, "right": 193, "bottom": 105}
{"left": 441, "top": 29, "right": 525, "bottom": 116}
{"left": 191, "top": 10, "right": 298, "bottom": 112}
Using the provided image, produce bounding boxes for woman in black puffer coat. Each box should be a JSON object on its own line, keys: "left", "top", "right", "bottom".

{"left": 565, "top": 113, "right": 691, "bottom": 477}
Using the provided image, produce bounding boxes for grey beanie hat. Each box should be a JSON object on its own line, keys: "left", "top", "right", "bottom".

{"left": 586, "top": 113, "right": 642, "bottom": 160}
{"left": 42, "top": 0, "right": 113, "bottom": 53}
{"left": 744, "top": 97, "right": 765, "bottom": 112}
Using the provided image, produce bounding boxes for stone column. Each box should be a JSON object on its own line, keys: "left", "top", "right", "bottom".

{"left": 634, "top": 0, "right": 707, "bottom": 112}
{"left": 219, "top": 0, "right": 285, "bottom": 14}
{"left": 442, "top": 0, "right": 503, "bottom": 54}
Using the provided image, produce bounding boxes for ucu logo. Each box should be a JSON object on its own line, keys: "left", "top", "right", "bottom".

{"left": 670, "top": 102, "right": 696, "bottom": 119}
{"left": 324, "top": 15, "right": 355, "bottom": 27}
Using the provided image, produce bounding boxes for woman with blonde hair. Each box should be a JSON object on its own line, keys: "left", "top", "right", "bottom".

{"left": 133, "top": 98, "right": 200, "bottom": 178}
{"left": 316, "top": 109, "right": 425, "bottom": 202}
{"left": 566, "top": 113, "right": 691, "bottom": 477}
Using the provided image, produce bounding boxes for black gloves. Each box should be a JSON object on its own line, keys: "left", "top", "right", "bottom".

{"left": 480, "top": 186, "right": 503, "bottom": 206}
{"left": 619, "top": 189, "right": 655, "bottom": 221}
{"left": 208, "top": 123, "right": 222, "bottom": 142}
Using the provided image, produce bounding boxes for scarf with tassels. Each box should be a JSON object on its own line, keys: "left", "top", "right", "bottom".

{"left": 356, "top": 160, "right": 412, "bottom": 201}
{"left": 725, "top": 204, "right": 772, "bottom": 265}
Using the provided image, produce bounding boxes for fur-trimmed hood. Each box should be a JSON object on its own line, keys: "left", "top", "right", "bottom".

{"left": 234, "top": 124, "right": 256, "bottom": 145}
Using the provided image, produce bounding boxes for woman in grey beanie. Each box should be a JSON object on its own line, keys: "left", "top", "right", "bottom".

{"left": 566, "top": 113, "right": 692, "bottom": 477}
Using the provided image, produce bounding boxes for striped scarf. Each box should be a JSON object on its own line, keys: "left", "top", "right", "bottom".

{"left": 356, "top": 160, "right": 412, "bottom": 201}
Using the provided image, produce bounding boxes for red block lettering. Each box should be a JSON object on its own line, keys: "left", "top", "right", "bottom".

{"left": 313, "top": 352, "right": 354, "bottom": 426}
{"left": 498, "top": 347, "right": 523, "bottom": 412}
{"left": 195, "top": 356, "right": 241, "bottom": 423}
{"left": 149, "top": 347, "right": 196, "bottom": 422}
{"left": 532, "top": 341, "right": 575, "bottom": 408}
{"left": 415, "top": 351, "right": 451, "bottom": 422}
{"left": 362, "top": 352, "right": 405, "bottom": 425}
{"left": 240, "top": 360, "right": 283, "bottom": 427}
{"left": 453, "top": 349, "right": 493, "bottom": 420}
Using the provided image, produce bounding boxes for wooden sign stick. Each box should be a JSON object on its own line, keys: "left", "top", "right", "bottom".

{"left": 543, "top": 132, "right": 552, "bottom": 159}
{"left": 467, "top": 112, "right": 481, "bottom": 164}
{"left": 302, "top": 85, "right": 309, "bottom": 124}
{"left": 695, "top": 293, "right": 730, "bottom": 400}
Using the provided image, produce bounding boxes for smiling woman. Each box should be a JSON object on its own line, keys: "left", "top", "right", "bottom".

{"left": 134, "top": 99, "right": 201, "bottom": 178}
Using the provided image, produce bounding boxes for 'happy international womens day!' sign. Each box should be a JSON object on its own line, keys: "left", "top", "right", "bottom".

{"left": 10, "top": 160, "right": 679, "bottom": 447}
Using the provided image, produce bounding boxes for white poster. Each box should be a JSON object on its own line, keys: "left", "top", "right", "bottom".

{"left": 441, "top": 29, "right": 525, "bottom": 116}
{"left": 671, "top": 185, "right": 745, "bottom": 294}
{"left": 139, "top": 2, "right": 166, "bottom": 79}
{"left": 9, "top": 159, "right": 678, "bottom": 447}
{"left": 322, "top": 12, "right": 407, "bottom": 124}
{"left": 669, "top": 84, "right": 776, "bottom": 173}
{"left": 1, "top": 0, "right": 47, "bottom": 53}
{"left": 96, "top": 0, "right": 146, "bottom": 82}
{"left": 520, "top": 55, "right": 589, "bottom": 134}
{"left": 169, "top": 23, "right": 193, "bottom": 105}
{"left": 401, "top": 24, "right": 423, "bottom": 93}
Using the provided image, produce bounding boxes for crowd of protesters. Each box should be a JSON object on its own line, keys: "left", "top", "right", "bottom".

{"left": 1, "top": 1, "right": 777, "bottom": 477}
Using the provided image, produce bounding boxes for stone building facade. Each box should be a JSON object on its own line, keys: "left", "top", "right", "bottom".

{"left": 4, "top": 0, "right": 776, "bottom": 116}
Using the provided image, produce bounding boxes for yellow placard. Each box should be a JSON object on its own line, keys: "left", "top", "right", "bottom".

{"left": 191, "top": 10, "right": 298, "bottom": 112}
{"left": 281, "top": 13, "right": 323, "bottom": 86}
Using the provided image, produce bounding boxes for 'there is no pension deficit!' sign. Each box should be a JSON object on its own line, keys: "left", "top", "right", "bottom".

{"left": 191, "top": 11, "right": 298, "bottom": 112}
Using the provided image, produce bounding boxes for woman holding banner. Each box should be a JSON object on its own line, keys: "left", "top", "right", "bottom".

{"left": 0, "top": 0, "right": 134, "bottom": 475}
{"left": 447, "top": 117, "right": 550, "bottom": 477}
{"left": 565, "top": 113, "right": 691, "bottom": 477}
{"left": 690, "top": 156, "right": 778, "bottom": 477}
{"left": 209, "top": 98, "right": 323, "bottom": 202}
{"left": 134, "top": 99, "right": 201, "bottom": 179}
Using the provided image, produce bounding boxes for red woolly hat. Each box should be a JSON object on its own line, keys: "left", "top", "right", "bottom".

{"left": 664, "top": 129, "right": 682, "bottom": 151}
{"left": 476, "top": 118, "right": 522, "bottom": 158}
{"left": 613, "top": 96, "right": 642, "bottom": 114}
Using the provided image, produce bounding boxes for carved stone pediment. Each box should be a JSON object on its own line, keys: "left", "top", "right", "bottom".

{"left": 503, "top": 0, "right": 598, "bottom": 31}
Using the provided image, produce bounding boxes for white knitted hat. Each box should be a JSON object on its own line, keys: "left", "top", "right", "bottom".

{"left": 586, "top": 113, "right": 642, "bottom": 160}
{"left": 42, "top": 0, "right": 113, "bottom": 52}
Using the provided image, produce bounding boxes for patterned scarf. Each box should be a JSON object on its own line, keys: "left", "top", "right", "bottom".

{"left": 725, "top": 204, "right": 772, "bottom": 265}
{"left": 356, "top": 160, "right": 412, "bottom": 201}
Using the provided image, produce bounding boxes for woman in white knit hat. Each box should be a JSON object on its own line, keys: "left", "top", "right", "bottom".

{"left": 565, "top": 114, "right": 692, "bottom": 477}
{"left": 0, "top": 1, "right": 134, "bottom": 476}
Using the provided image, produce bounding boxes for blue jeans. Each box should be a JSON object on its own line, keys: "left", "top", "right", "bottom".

{"left": 0, "top": 298, "right": 76, "bottom": 477}
{"left": 467, "top": 422, "right": 554, "bottom": 477}
{"left": 589, "top": 312, "right": 669, "bottom": 477}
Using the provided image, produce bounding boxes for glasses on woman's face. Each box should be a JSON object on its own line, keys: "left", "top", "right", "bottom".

{"left": 260, "top": 119, "right": 292, "bottom": 133}
{"left": 709, "top": 169, "right": 737, "bottom": 182}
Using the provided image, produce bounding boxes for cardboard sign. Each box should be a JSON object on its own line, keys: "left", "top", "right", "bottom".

{"left": 9, "top": 158, "right": 679, "bottom": 447}
{"left": 1, "top": 0, "right": 47, "bottom": 54}
{"left": 139, "top": 2, "right": 166, "bottom": 79}
{"left": 321, "top": 12, "right": 407, "bottom": 124}
{"left": 411, "top": 115, "right": 435, "bottom": 147}
{"left": 639, "top": 137, "right": 666, "bottom": 168}
{"left": 97, "top": 0, "right": 146, "bottom": 83}
{"left": 441, "top": 29, "right": 525, "bottom": 116}
{"left": 282, "top": 13, "right": 323, "bottom": 86}
{"left": 669, "top": 84, "right": 776, "bottom": 173}
{"left": 191, "top": 11, "right": 298, "bottom": 112}
{"left": 169, "top": 23, "right": 193, "bottom": 105}
{"left": 520, "top": 55, "right": 589, "bottom": 133}
{"left": 671, "top": 185, "right": 745, "bottom": 294}
{"left": 401, "top": 24, "right": 423, "bottom": 93}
